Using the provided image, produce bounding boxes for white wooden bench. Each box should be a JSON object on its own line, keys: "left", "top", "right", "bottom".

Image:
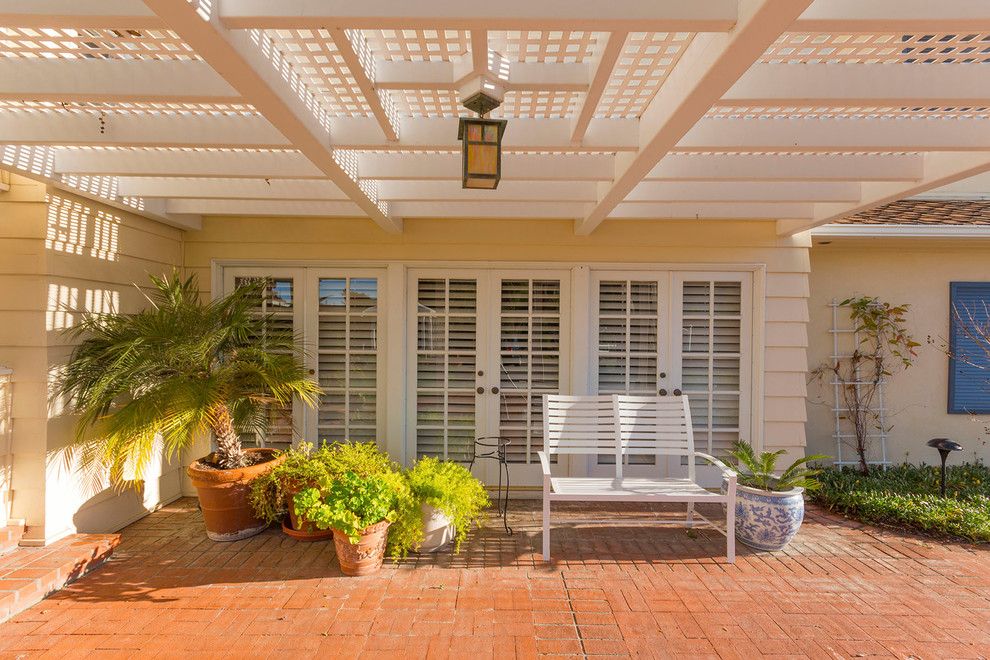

{"left": 538, "top": 394, "right": 738, "bottom": 563}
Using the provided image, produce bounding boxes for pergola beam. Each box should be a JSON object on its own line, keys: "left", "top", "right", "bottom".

{"left": 626, "top": 181, "right": 861, "bottom": 203}
{"left": 142, "top": 0, "right": 401, "bottom": 233}
{"left": 218, "top": 0, "right": 739, "bottom": 31}
{"left": 778, "top": 151, "right": 990, "bottom": 236}
{"left": 0, "top": 59, "right": 240, "bottom": 104}
{"left": 577, "top": 0, "right": 815, "bottom": 235}
{"left": 53, "top": 148, "right": 321, "bottom": 179}
{"left": 794, "top": 0, "right": 990, "bottom": 32}
{"left": 648, "top": 153, "right": 923, "bottom": 182}
{"left": 723, "top": 64, "right": 990, "bottom": 107}
{"left": 570, "top": 32, "right": 627, "bottom": 144}
{"left": 329, "top": 29, "right": 399, "bottom": 142}
{"left": 117, "top": 177, "right": 349, "bottom": 200}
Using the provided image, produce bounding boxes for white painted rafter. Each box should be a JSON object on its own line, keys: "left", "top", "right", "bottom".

{"left": 329, "top": 29, "right": 399, "bottom": 142}
{"left": 142, "top": 0, "right": 401, "bottom": 233}
{"left": 778, "top": 151, "right": 990, "bottom": 236}
{"left": 118, "top": 177, "right": 348, "bottom": 200}
{"left": 576, "top": 0, "right": 815, "bottom": 235}
{"left": 794, "top": 0, "right": 990, "bottom": 32}
{"left": 570, "top": 32, "right": 627, "bottom": 144}
{"left": 53, "top": 148, "right": 321, "bottom": 178}
{"left": 217, "top": 0, "right": 740, "bottom": 31}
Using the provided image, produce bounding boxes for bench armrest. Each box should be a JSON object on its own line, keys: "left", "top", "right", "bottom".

{"left": 537, "top": 451, "right": 552, "bottom": 478}
{"left": 693, "top": 452, "right": 737, "bottom": 479}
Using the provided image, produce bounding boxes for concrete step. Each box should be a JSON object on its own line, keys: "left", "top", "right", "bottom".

{"left": 0, "top": 532, "right": 119, "bottom": 623}
{"left": 0, "top": 523, "right": 24, "bottom": 557}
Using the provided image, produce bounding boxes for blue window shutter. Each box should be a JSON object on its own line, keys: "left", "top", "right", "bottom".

{"left": 948, "top": 282, "right": 990, "bottom": 414}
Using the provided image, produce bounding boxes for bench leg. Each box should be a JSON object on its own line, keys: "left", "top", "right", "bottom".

{"left": 542, "top": 493, "right": 551, "bottom": 562}
{"left": 686, "top": 502, "right": 695, "bottom": 528}
{"left": 726, "top": 498, "right": 736, "bottom": 564}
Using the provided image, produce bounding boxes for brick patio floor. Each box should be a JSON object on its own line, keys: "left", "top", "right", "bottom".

{"left": 1, "top": 497, "right": 990, "bottom": 659}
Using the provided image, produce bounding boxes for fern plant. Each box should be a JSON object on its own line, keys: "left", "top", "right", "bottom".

{"left": 725, "top": 440, "right": 828, "bottom": 492}
{"left": 406, "top": 457, "right": 490, "bottom": 552}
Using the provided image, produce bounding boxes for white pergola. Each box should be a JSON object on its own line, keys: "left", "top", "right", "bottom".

{"left": 1, "top": 0, "right": 988, "bottom": 235}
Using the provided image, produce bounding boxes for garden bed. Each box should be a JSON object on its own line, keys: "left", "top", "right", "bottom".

{"left": 812, "top": 463, "right": 990, "bottom": 543}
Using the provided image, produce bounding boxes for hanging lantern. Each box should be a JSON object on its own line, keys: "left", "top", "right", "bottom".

{"left": 457, "top": 91, "right": 507, "bottom": 190}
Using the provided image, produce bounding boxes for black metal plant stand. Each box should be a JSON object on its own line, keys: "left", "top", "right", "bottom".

{"left": 468, "top": 436, "right": 513, "bottom": 534}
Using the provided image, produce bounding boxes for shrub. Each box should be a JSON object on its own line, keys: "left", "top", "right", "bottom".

{"left": 406, "top": 457, "right": 490, "bottom": 552}
{"left": 294, "top": 472, "right": 398, "bottom": 543}
{"left": 249, "top": 442, "right": 331, "bottom": 525}
{"left": 812, "top": 464, "right": 990, "bottom": 542}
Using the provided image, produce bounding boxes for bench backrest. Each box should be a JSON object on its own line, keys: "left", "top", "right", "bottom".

{"left": 543, "top": 394, "right": 695, "bottom": 479}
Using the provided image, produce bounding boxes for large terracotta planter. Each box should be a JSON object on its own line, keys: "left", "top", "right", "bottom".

{"left": 187, "top": 448, "right": 284, "bottom": 541}
{"left": 332, "top": 521, "right": 390, "bottom": 576}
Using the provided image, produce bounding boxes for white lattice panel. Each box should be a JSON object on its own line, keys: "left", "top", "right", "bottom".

{"left": 391, "top": 90, "right": 464, "bottom": 118}
{"left": 363, "top": 29, "right": 468, "bottom": 62}
{"left": 595, "top": 32, "right": 694, "bottom": 119}
{"left": 497, "top": 90, "right": 582, "bottom": 119}
{"left": 491, "top": 30, "right": 604, "bottom": 63}
{"left": 0, "top": 27, "right": 196, "bottom": 61}
{"left": 263, "top": 29, "right": 372, "bottom": 117}
{"left": 764, "top": 32, "right": 990, "bottom": 65}
{"left": 708, "top": 105, "right": 990, "bottom": 120}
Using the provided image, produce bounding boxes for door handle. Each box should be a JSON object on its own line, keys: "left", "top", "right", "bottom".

{"left": 658, "top": 388, "right": 668, "bottom": 396}
{"left": 673, "top": 388, "right": 682, "bottom": 396}
{"left": 491, "top": 387, "right": 500, "bottom": 395}
{"left": 476, "top": 387, "right": 485, "bottom": 394}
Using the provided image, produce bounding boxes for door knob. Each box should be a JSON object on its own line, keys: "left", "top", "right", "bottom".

{"left": 659, "top": 388, "right": 668, "bottom": 396}
{"left": 673, "top": 388, "right": 682, "bottom": 396}
{"left": 659, "top": 372, "right": 667, "bottom": 379}
{"left": 476, "top": 387, "right": 485, "bottom": 394}
{"left": 491, "top": 387, "right": 500, "bottom": 394}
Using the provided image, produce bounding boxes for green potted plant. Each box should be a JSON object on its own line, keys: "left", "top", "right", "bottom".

{"left": 294, "top": 471, "right": 400, "bottom": 575}
{"left": 405, "top": 457, "right": 490, "bottom": 553}
{"left": 249, "top": 442, "right": 334, "bottom": 540}
{"left": 723, "top": 440, "right": 828, "bottom": 551}
{"left": 55, "top": 272, "right": 321, "bottom": 541}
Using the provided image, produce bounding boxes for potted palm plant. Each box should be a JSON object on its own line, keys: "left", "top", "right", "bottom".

{"left": 56, "top": 272, "right": 321, "bottom": 541}
{"left": 723, "top": 441, "right": 828, "bottom": 551}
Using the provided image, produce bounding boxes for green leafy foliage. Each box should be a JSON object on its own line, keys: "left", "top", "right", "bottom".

{"left": 54, "top": 271, "right": 321, "bottom": 485}
{"left": 725, "top": 440, "right": 828, "bottom": 492}
{"left": 249, "top": 442, "right": 331, "bottom": 524}
{"left": 406, "top": 457, "right": 490, "bottom": 552}
{"left": 321, "top": 441, "right": 399, "bottom": 480}
{"left": 812, "top": 464, "right": 990, "bottom": 542}
{"left": 294, "top": 472, "right": 398, "bottom": 544}
{"left": 811, "top": 296, "right": 918, "bottom": 474}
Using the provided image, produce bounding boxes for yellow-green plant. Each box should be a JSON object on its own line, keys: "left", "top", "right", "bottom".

{"left": 406, "top": 457, "right": 490, "bottom": 552}
{"left": 249, "top": 442, "right": 331, "bottom": 524}
{"left": 294, "top": 471, "right": 397, "bottom": 543}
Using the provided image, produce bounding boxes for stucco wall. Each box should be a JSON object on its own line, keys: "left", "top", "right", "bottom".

{"left": 183, "top": 216, "right": 813, "bottom": 477}
{"left": 0, "top": 177, "right": 185, "bottom": 542}
{"left": 807, "top": 239, "right": 990, "bottom": 466}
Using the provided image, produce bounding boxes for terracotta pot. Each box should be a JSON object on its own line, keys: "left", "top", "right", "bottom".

{"left": 332, "top": 521, "right": 390, "bottom": 576}
{"left": 281, "top": 517, "right": 334, "bottom": 542}
{"left": 187, "top": 448, "right": 284, "bottom": 542}
{"left": 285, "top": 482, "right": 320, "bottom": 532}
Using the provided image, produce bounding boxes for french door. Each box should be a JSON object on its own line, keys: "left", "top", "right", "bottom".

{"left": 590, "top": 270, "right": 752, "bottom": 486}
{"left": 406, "top": 269, "right": 570, "bottom": 486}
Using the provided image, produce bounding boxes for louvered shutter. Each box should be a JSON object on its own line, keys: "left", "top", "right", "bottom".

{"left": 316, "top": 277, "right": 379, "bottom": 442}
{"left": 948, "top": 282, "right": 990, "bottom": 414}
{"left": 681, "top": 280, "right": 742, "bottom": 458}
{"left": 415, "top": 278, "right": 478, "bottom": 462}
{"left": 498, "top": 279, "right": 562, "bottom": 464}
{"left": 235, "top": 276, "right": 296, "bottom": 450}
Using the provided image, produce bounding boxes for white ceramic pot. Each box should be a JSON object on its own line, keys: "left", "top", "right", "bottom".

{"left": 419, "top": 503, "right": 456, "bottom": 553}
{"left": 722, "top": 481, "right": 806, "bottom": 551}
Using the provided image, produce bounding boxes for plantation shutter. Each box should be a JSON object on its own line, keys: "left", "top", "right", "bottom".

{"left": 415, "top": 278, "right": 478, "bottom": 462}
{"left": 498, "top": 279, "right": 562, "bottom": 464}
{"left": 681, "top": 280, "right": 743, "bottom": 458}
{"left": 316, "top": 277, "right": 379, "bottom": 442}
{"left": 948, "top": 282, "right": 990, "bottom": 414}
{"left": 235, "top": 276, "right": 296, "bottom": 449}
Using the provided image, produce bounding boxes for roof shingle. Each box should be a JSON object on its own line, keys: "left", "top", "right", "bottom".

{"left": 839, "top": 199, "right": 990, "bottom": 226}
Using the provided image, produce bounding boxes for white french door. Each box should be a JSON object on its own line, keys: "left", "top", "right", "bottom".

{"left": 406, "top": 269, "right": 570, "bottom": 487}
{"left": 590, "top": 270, "right": 752, "bottom": 486}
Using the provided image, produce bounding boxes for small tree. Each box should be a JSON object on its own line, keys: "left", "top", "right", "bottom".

{"left": 812, "top": 296, "right": 919, "bottom": 474}
{"left": 55, "top": 272, "right": 322, "bottom": 486}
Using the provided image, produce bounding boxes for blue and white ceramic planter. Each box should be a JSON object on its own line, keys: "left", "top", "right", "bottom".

{"left": 721, "top": 483, "right": 805, "bottom": 551}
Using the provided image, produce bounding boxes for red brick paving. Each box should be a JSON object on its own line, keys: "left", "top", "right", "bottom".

{"left": 1, "top": 497, "right": 989, "bottom": 658}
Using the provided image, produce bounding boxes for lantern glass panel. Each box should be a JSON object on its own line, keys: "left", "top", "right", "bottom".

{"left": 482, "top": 124, "right": 499, "bottom": 141}
{"left": 466, "top": 123, "right": 483, "bottom": 141}
{"left": 466, "top": 176, "right": 498, "bottom": 189}
{"left": 467, "top": 143, "right": 498, "bottom": 176}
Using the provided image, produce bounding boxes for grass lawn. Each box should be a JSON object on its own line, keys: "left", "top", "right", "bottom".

{"left": 812, "top": 463, "right": 990, "bottom": 543}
